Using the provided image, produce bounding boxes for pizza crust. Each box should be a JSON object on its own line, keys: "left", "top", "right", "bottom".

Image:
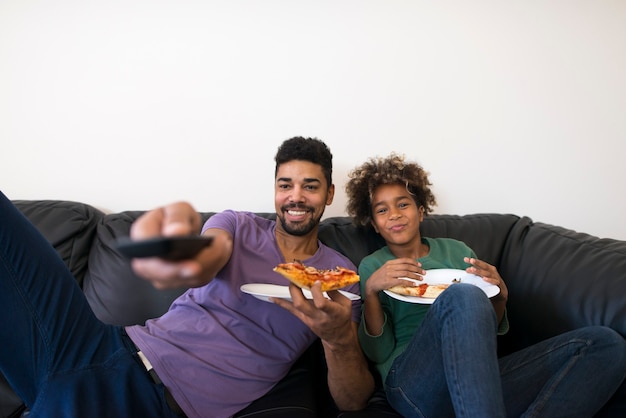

{"left": 387, "top": 283, "right": 450, "bottom": 299}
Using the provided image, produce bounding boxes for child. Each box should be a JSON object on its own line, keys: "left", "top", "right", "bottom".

{"left": 345, "top": 153, "right": 626, "bottom": 417}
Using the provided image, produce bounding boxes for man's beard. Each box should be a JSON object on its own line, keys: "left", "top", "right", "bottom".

{"left": 278, "top": 205, "right": 321, "bottom": 236}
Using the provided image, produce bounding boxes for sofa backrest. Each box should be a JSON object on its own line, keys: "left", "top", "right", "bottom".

{"left": 17, "top": 200, "right": 626, "bottom": 360}
{"left": 12, "top": 200, "right": 104, "bottom": 286}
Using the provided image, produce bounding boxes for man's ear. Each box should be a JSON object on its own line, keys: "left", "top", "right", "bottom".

{"left": 326, "top": 184, "right": 335, "bottom": 206}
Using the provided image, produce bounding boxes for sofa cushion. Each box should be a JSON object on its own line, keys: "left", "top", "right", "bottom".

{"left": 83, "top": 211, "right": 278, "bottom": 326}
{"left": 318, "top": 217, "right": 386, "bottom": 267}
{"left": 420, "top": 213, "right": 520, "bottom": 267}
{"left": 0, "top": 373, "right": 25, "bottom": 418}
{"left": 83, "top": 211, "right": 190, "bottom": 326}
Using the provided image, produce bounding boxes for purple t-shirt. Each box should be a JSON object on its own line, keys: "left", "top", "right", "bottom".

{"left": 126, "top": 211, "right": 360, "bottom": 418}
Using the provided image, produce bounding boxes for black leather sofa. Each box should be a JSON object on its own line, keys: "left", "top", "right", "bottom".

{"left": 2, "top": 199, "right": 626, "bottom": 417}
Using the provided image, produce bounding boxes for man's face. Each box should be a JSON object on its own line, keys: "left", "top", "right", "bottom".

{"left": 274, "top": 160, "right": 334, "bottom": 236}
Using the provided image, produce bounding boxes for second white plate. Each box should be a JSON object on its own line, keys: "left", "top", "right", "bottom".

{"left": 383, "top": 268, "right": 499, "bottom": 304}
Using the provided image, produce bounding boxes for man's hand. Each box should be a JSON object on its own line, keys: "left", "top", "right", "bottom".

{"left": 129, "top": 202, "right": 215, "bottom": 289}
{"left": 271, "top": 282, "right": 354, "bottom": 344}
{"left": 272, "top": 282, "right": 374, "bottom": 411}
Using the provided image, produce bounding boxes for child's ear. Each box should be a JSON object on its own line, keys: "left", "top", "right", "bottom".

{"left": 371, "top": 220, "right": 379, "bottom": 233}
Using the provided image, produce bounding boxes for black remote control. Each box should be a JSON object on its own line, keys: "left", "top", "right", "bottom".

{"left": 116, "top": 235, "right": 214, "bottom": 260}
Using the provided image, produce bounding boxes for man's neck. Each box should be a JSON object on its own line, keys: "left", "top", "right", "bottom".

{"left": 275, "top": 228, "right": 320, "bottom": 263}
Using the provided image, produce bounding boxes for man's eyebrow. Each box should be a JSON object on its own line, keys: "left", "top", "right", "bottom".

{"left": 276, "top": 177, "right": 322, "bottom": 184}
{"left": 302, "top": 178, "right": 322, "bottom": 184}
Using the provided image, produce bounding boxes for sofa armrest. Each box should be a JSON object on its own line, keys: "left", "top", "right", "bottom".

{"left": 500, "top": 217, "right": 626, "bottom": 350}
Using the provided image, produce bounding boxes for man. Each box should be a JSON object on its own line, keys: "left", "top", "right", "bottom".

{"left": 0, "top": 137, "right": 374, "bottom": 417}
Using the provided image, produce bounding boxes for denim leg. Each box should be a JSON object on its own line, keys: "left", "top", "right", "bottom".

{"left": 0, "top": 191, "right": 113, "bottom": 401}
{"left": 0, "top": 192, "right": 173, "bottom": 417}
{"left": 385, "top": 284, "right": 506, "bottom": 418}
{"left": 500, "top": 325, "right": 626, "bottom": 418}
{"left": 30, "top": 331, "right": 178, "bottom": 418}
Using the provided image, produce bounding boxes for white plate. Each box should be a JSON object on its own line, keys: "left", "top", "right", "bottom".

{"left": 383, "top": 268, "right": 500, "bottom": 304}
{"left": 241, "top": 283, "right": 360, "bottom": 303}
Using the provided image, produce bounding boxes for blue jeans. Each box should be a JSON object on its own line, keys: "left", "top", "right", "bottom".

{"left": 385, "top": 284, "right": 626, "bottom": 418}
{"left": 0, "top": 192, "right": 177, "bottom": 417}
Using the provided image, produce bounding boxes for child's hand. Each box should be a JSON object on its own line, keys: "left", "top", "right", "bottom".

{"left": 464, "top": 257, "right": 508, "bottom": 302}
{"left": 365, "top": 258, "right": 425, "bottom": 297}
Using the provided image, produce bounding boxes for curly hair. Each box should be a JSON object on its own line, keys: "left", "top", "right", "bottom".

{"left": 274, "top": 136, "right": 333, "bottom": 187}
{"left": 345, "top": 153, "right": 437, "bottom": 227}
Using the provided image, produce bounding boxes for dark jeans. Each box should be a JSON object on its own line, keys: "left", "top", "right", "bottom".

{"left": 386, "top": 284, "right": 626, "bottom": 418}
{"left": 0, "top": 191, "right": 184, "bottom": 417}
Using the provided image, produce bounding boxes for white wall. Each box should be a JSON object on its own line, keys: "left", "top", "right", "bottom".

{"left": 1, "top": 0, "right": 625, "bottom": 240}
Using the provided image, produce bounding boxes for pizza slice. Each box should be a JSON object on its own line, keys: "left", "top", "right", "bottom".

{"left": 387, "top": 283, "right": 451, "bottom": 299}
{"left": 273, "top": 261, "right": 360, "bottom": 292}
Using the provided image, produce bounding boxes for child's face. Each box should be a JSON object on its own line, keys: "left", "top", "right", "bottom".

{"left": 370, "top": 183, "right": 424, "bottom": 246}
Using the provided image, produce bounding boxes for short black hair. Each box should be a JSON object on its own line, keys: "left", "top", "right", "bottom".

{"left": 274, "top": 137, "right": 333, "bottom": 187}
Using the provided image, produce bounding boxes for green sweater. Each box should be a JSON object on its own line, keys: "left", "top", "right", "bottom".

{"left": 358, "top": 237, "right": 487, "bottom": 382}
